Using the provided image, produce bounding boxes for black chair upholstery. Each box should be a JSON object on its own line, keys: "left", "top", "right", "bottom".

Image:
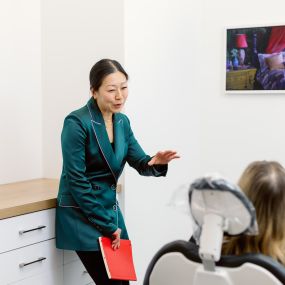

{"left": 143, "top": 240, "right": 285, "bottom": 285}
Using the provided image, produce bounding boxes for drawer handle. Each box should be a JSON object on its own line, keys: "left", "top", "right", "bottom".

{"left": 19, "top": 225, "right": 46, "bottom": 235}
{"left": 19, "top": 257, "right": 46, "bottom": 268}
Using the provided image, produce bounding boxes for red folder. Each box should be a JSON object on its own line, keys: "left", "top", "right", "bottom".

{"left": 98, "top": 237, "right": 137, "bottom": 281}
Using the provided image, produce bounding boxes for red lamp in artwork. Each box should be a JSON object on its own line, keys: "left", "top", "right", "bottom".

{"left": 235, "top": 34, "right": 248, "bottom": 66}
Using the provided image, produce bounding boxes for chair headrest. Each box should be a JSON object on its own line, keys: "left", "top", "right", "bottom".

{"left": 189, "top": 176, "right": 258, "bottom": 236}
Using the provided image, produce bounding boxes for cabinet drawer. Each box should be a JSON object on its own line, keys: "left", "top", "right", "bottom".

{"left": 0, "top": 238, "right": 62, "bottom": 284}
{"left": 7, "top": 269, "right": 63, "bottom": 285}
{"left": 0, "top": 208, "right": 55, "bottom": 253}
{"left": 63, "top": 259, "right": 93, "bottom": 285}
{"left": 63, "top": 249, "right": 79, "bottom": 265}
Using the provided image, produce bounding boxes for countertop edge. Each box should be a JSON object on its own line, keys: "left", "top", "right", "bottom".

{"left": 0, "top": 198, "right": 57, "bottom": 220}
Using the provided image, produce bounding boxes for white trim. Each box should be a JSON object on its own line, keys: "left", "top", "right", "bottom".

{"left": 98, "top": 237, "right": 112, "bottom": 279}
{"left": 91, "top": 119, "right": 102, "bottom": 125}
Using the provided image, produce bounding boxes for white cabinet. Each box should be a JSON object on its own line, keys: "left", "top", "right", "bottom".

{"left": 63, "top": 250, "right": 94, "bottom": 285}
{"left": 0, "top": 208, "right": 56, "bottom": 253}
{"left": 0, "top": 207, "right": 94, "bottom": 285}
{"left": 0, "top": 209, "right": 63, "bottom": 285}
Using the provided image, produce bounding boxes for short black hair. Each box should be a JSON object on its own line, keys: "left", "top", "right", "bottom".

{"left": 89, "top": 59, "right": 128, "bottom": 91}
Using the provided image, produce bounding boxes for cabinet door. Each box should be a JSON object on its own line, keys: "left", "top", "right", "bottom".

{"left": 8, "top": 274, "right": 43, "bottom": 285}
{"left": 63, "top": 259, "right": 93, "bottom": 285}
{"left": 63, "top": 249, "right": 79, "bottom": 265}
{"left": 63, "top": 250, "right": 93, "bottom": 285}
{"left": 8, "top": 270, "right": 63, "bottom": 285}
{"left": 0, "top": 239, "right": 63, "bottom": 284}
{"left": 0, "top": 209, "right": 55, "bottom": 254}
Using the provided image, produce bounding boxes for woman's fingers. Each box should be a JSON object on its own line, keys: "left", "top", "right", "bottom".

{"left": 164, "top": 151, "right": 178, "bottom": 158}
{"left": 158, "top": 151, "right": 180, "bottom": 162}
{"left": 112, "top": 238, "right": 120, "bottom": 250}
{"left": 111, "top": 239, "right": 120, "bottom": 250}
{"left": 167, "top": 153, "right": 180, "bottom": 160}
{"left": 111, "top": 228, "right": 121, "bottom": 250}
{"left": 148, "top": 150, "right": 180, "bottom": 165}
{"left": 160, "top": 151, "right": 179, "bottom": 158}
{"left": 162, "top": 150, "right": 177, "bottom": 154}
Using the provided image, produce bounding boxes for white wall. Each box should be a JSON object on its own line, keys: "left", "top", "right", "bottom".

{"left": 42, "top": 0, "right": 125, "bottom": 178}
{"left": 124, "top": 0, "right": 202, "bottom": 282}
{"left": 0, "top": 0, "right": 42, "bottom": 184}
{"left": 199, "top": 0, "right": 285, "bottom": 180}
{"left": 0, "top": 0, "right": 125, "bottom": 183}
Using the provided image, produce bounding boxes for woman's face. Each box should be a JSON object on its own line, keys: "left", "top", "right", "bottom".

{"left": 93, "top": 71, "right": 128, "bottom": 114}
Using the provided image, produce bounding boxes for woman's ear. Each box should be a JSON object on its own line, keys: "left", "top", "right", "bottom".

{"left": 91, "top": 88, "right": 97, "bottom": 99}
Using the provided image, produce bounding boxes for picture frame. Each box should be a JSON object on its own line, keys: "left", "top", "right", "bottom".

{"left": 225, "top": 24, "right": 285, "bottom": 94}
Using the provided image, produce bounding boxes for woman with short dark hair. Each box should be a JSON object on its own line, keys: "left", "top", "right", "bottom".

{"left": 56, "top": 59, "right": 180, "bottom": 285}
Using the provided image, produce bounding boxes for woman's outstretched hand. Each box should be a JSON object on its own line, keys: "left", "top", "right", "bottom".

{"left": 111, "top": 228, "right": 121, "bottom": 250}
{"left": 148, "top": 150, "right": 180, "bottom": 166}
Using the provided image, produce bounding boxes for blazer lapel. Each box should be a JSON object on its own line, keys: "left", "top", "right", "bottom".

{"left": 113, "top": 114, "right": 125, "bottom": 176}
{"left": 87, "top": 98, "right": 121, "bottom": 181}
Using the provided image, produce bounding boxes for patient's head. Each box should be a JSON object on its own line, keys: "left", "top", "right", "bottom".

{"left": 223, "top": 160, "right": 285, "bottom": 264}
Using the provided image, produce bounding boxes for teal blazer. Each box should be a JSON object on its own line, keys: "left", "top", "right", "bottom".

{"left": 56, "top": 98, "right": 167, "bottom": 251}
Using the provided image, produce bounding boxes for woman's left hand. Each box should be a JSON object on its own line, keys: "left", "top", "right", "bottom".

{"left": 148, "top": 150, "right": 180, "bottom": 166}
{"left": 111, "top": 228, "right": 121, "bottom": 250}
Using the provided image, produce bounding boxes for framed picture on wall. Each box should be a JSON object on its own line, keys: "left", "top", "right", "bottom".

{"left": 225, "top": 24, "right": 285, "bottom": 94}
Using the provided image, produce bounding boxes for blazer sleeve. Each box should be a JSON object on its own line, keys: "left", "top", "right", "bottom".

{"left": 125, "top": 116, "right": 168, "bottom": 177}
{"left": 61, "top": 114, "right": 117, "bottom": 235}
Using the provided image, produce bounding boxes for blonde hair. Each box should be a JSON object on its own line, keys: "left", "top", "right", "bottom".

{"left": 222, "top": 161, "right": 285, "bottom": 265}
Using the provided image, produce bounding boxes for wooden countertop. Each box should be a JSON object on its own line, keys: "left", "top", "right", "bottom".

{"left": 0, "top": 179, "right": 123, "bottom": 220}
{"left": 0, "top": 179, "right": 59, "bottom": 219}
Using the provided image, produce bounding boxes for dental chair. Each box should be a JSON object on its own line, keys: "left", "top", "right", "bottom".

{"left": 143, "top": 177, "right": 285, "bottom": 285}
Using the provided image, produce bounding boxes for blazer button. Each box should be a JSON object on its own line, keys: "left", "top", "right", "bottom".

{"left": 113, "top": 205, "right": 117, "bottom": 211}
{"left": 111, "top": 184, "right": 116, "bottom": 191}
